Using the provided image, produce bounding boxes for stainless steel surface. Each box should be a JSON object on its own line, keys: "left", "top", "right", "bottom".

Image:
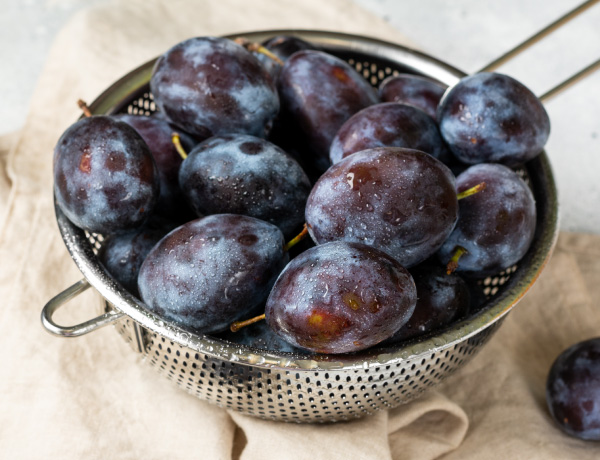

{"left": 539, "top": 57, "right": 600, "bottom": 101}
{"left": 44, "top": 30, "right": 559, "bottom": 422}
{"left": 41, "top": 279, "right": 124, "bottom": 337}
{"left": 478, "top": 0, "right": 600, "bottom": 73}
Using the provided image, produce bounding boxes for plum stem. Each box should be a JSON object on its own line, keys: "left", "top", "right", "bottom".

{"left": 230, "top": 313, "right": 265, "bottom": 332}
{"left": 171, "top": 132, "right": 188, "bottom": 160}
{"left": 284, "top": 224, "right": 308, "bottom": 252}
{"left": 234, "top": 37, "right": 284, "bottom": 65}
{"left": 77, "top": 99, "right": 93, "bottom": 118}
{"left": 446, "top": 246, "right": 468, "bottom": 275}
{"left": 457, "top": 182, "right": 486, "bottom": 200}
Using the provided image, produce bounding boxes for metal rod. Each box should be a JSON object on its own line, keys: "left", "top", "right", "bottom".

{"left": 478, "top": 0, "right": 600, "bottom": 73}
{"left": 539, "top": 57, "right": 600, "bottom": 102}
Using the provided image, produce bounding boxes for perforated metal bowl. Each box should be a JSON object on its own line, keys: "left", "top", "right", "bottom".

{"left": 42, "top": 30, "right": 558, "bottom": 423}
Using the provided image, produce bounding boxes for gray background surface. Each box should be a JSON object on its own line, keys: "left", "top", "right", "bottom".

{"left": 2, "top": 0, "right": 599, "bottom": 232}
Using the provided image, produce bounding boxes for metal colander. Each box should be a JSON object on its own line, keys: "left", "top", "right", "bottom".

{"left": 41, "top": 30, "right": 558, "bottom": 423}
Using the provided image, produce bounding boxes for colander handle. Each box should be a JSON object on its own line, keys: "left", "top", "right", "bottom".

{"left": 41, "top": 279, "right": 125, "bottom": 337}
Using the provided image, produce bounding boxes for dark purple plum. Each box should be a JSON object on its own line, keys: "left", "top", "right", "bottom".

{"left": 53, "top": 116, "right": 159, "bottom": 234}
{"left": 329, "top": 102, "right": 452, "bottom": 164}
{"left": 438, "top": 163, "right": 536, "bottom": 276}
{"left": 379, "top": 73, "right": 447, "bottom": 120}
{"left": 383, "top": 264, "right": 470, "bottom": 344}
{"left": 113, "top": 114, "right": 200, "bottom": 220}
{"left": 179, "top": 134, "right": 311, "bottom": 237}
{"left": 219, "top": 321, "right": 309, "bottom": 354}
{"left": 99, "top": 217, "right": 177, "bottom": 295}
{"left": 255, "top": 35, "right": 318, "bottom": 81}
{"left": 262, "top": 35, "right": 318, "bottom": 58}
{"left": 150, "top": 36, "right": 279, "bottom": 139}
{"left": 278, "top": 50, "right": 379, "bottom": 173}
{"left": 265, "top": 241, "right": 417, "bottom": 354}
{"left": 546, "top": 338, "right": 600, "bottom": 441}
{"left": 437, "top": 72, "right": 550, "bottom": 166}
{"left": 138, "top": 214, "right": 288, "bottom": 334}
{"left": 305, "top": 147, "right": 458, "bottom": 268}
{"left": 266, "top": 116, "right": 322, "bottom": 184}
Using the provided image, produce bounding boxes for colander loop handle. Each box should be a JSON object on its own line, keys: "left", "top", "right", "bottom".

{"left": 41, "top": 279, "right": 125, "bottom": 337}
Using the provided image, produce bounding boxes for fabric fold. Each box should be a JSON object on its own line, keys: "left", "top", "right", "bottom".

{"left": 387, "top": 392, "right": 469, "bottom": 460}
{"left": 228, "top": 391, "right": 467, "bottom": 460}
{"left": 229, "top": 409, "right": 394, "bottom": 460}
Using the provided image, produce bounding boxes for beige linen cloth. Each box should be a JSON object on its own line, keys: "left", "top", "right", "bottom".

{"left": 0, "top": 1, "right": 599, "bottom": 458}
